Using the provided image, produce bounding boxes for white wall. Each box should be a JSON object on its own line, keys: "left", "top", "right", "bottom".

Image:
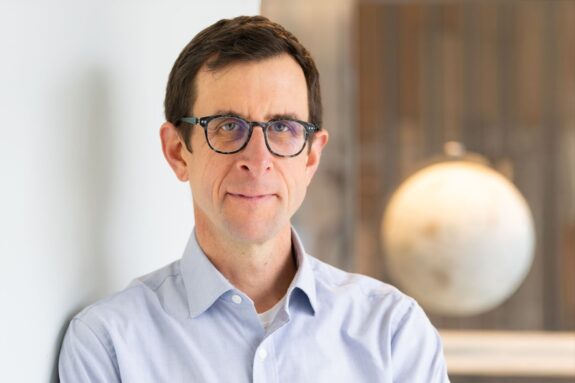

{"left": 0, "top": 1, "right": 260, "bottom": 381}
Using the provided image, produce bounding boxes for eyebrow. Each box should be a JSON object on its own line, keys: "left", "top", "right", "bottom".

{"left": 213, "top": 110, "right": 302, "bottom": 121}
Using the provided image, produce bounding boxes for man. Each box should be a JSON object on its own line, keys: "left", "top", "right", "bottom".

{"left": 59, "top": 15, "right": 449, "bottom": 382}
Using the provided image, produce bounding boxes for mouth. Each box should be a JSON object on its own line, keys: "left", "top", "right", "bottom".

{"left": 227, "top": 192, "right": 276, "bottom": 201}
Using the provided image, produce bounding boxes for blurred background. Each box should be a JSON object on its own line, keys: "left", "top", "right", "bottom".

{"left": 265, "top": 0, "right": 574, "bottom": 329}
{"left": 264, "top": 0, "right": 574, "bottom": 381}
{"left": 0, "top": 0, "right": 573, "bottom": 382}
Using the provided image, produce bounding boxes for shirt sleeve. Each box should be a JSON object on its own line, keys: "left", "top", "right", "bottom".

{"left": 58, "top": 317, "right": 121, "bottom": 383}
{"left": 390, "top": 301, "right": 450, "bottom": 382}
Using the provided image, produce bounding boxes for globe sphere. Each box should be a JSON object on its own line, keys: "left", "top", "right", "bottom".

{"left": 382, "top": 161, "right": 535, "bottom": 316}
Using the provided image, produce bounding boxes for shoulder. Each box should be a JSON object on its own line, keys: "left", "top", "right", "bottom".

{"left": 305, "top": 255, "right": 448, "bottom": 379}
{"left": 73, "top": 260, "right": 185, "bottom": 332}
{"left": 59, "top": 261, "right": 184, "bottom": 381}
{"left": 306, "top": 254, "right": 423, "bottom": 332}
{"left": 307, "top": 254, "right": 412, "bottom": 307}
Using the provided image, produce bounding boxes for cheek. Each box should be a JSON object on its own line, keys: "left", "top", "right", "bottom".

{"left": 195, "top": 164, "right": 218, "bottom": 197}
{"left": 187, "top": 155, "right": 220, "bottom": 203}
{"left": 284, "top": 163, "right": 309, "bottom": 208}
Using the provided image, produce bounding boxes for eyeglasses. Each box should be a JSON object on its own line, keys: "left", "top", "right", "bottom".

{"left": 179, "top": 114, "right": 319, "bottom": 157}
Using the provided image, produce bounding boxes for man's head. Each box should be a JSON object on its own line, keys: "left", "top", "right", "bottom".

{"left": 160, "top": 16, "right": 328, "bottom": 246}
{"left": 164, "top": 15, "right": 323, "bottom": 149}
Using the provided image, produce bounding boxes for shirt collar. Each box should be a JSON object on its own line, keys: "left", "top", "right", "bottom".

{"left": 180, "top": 231, "right": 235, "bottom": 318}
{"left": 288, "top": 229, "right": 318, "bottom": 315}
{"left": 180, "top": 227, "right": 317, "bottom": 318}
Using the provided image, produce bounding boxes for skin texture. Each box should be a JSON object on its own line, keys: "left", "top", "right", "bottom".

{"left": 160, "top": 54, "right": 328, "bottom": 312}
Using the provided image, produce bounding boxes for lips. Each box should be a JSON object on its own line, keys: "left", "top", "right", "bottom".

{"left": 227, "top": 192, "right": 275, "bottom": 200}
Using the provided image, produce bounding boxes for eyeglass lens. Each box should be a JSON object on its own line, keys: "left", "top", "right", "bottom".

{"left": 206, "top": 116, "right": 306, "bottom": 156}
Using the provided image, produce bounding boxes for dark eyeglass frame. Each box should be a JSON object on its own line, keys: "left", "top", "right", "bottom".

{"left": 179, "top": 114, "right": 319, "bottom": 158}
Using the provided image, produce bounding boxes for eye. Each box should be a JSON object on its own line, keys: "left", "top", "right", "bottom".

{"left": 217, "top": 119, "right": 243, "bottom": 132}
{"left": 270, "top": 121, "right": 293, "bottom": 133}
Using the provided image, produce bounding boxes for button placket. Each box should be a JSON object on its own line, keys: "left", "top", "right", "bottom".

{"left": 252, "top": 338, "right": 278, "bottom": 383}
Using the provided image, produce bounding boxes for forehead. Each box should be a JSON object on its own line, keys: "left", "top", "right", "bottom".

{"left": 193, "top": 54, "right": 309, "bottom": 120}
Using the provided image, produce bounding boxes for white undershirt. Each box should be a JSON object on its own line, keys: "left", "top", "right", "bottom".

{"left": 257, "top": 295, "right": 287, "bottom": 331}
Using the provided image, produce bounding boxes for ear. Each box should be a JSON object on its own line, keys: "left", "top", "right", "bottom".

{"left": 305, "top": 129, "right": 329, "bottom": 185}
{"left": 160, "top": 122, "right": 190, "bottom": 182}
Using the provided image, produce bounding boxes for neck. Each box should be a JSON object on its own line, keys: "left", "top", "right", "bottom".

{"left": 195, "top": 223, "right": 296, "bottom": 313}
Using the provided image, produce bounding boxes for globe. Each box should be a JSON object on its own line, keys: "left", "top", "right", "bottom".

{"left": 382, "top": 160, "right": 535, "bottom": 316}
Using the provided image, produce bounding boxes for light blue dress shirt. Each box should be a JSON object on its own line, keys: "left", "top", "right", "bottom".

{"left": 59, "top": 229, "right": 449, "bottom": 382}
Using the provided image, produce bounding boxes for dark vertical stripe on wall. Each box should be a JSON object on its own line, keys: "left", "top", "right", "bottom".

{"left": 462, "top": 3, "right": 476, "bottom": 152}
{"left": 381, "top": 6, "right": 400, "bottom": 203}
{"left": 497, "top": 2, "right": 515, "bottom": 159}
{"left": 557, "top": 0, "right": 575, "bottom": 331}
{"left": 422, "top": 7, "right": 442, "bottom": 157}
{"left": 375, "top": 5, "right": 387, "bottom": 280}
{"left": 542, "top": 2, "right": 560, "bottom": 330}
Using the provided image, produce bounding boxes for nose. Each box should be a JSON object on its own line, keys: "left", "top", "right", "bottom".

{"left": 236, "top": 126, "right": 273, "bottom": 176}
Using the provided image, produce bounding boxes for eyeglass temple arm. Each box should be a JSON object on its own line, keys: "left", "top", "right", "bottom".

{"left": 180, "top": 117, "right": 200, "bottom": 124}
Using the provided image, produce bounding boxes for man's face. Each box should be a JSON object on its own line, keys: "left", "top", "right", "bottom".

{"left": 164, "top": 54, "right": 328, "bottom": 245}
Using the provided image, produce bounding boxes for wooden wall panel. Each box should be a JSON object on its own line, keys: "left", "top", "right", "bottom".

{"left": 357, "top": 0, "right": 575, "bottom": 334}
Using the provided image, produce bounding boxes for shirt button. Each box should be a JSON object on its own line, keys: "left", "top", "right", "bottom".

{"left": 231, "top": 294, "right": 242, "bottom": 304}
{"left": 257, "top": 348, "right": 268, "bottom": 360}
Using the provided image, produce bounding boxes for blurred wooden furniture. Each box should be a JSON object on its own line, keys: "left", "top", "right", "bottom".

{"left": 441, "top": 330, "right": 575, "bottom": 378}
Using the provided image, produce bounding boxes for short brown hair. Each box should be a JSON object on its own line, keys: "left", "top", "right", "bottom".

{"left": 164, "top": 15, "right": 322, "bottom": 148}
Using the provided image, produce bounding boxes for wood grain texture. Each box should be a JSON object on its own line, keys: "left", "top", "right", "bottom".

{"left": 357, "top": 0, "right": 575, "bottom": 334}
